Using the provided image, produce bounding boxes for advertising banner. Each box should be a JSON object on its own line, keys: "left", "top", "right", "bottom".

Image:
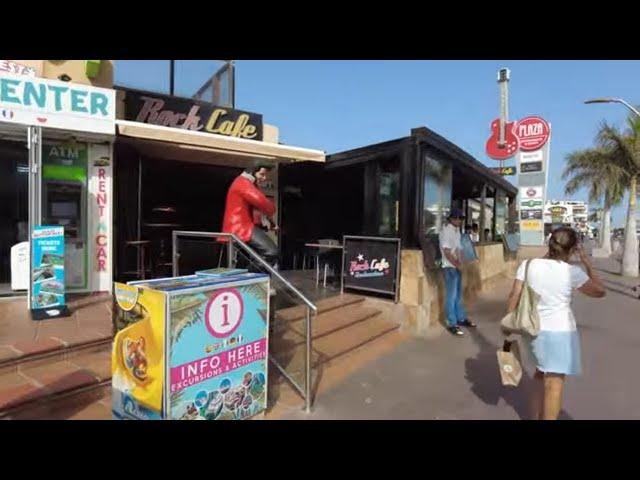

{"left": 31, "top": 226, "right": 69, "bottom": 319}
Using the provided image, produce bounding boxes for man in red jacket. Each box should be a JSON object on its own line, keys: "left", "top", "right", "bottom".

{"left": 222, "top": 165, "right": 279, "bottom": 267}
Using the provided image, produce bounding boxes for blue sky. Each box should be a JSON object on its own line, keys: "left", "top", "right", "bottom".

{"left": 115, "top": 60, "right": 640, "bottom": 227}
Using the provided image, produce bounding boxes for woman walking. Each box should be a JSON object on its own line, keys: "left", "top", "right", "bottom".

{"left": 506, "top": 227, "right": 606, "bottom": 420}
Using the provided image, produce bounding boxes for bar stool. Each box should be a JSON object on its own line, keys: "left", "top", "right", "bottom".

{"left": 124, "top": 240, "right": 150, "bottom": 280}
{"left": 293, "top": 249, "right": 314, "bottom": 270}
{"left": 315, "top": 239, "right": 340, "bottom": 287}
{"left": 302, "top": 249, "right": 316, "bottom": 270}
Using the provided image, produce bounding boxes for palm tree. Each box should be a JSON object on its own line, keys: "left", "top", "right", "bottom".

{"left": 563, "top": 147, "right": 626, "bottom": 255}
{"left": 597, "top": 115, "right": 640, "bottom": 278}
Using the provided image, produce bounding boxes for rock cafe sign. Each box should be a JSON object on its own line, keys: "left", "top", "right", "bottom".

{"left": 121, "top": 88, "right": 263, "bottom": 141}
{"left": 349, "top": 253, "right": 390, "bottom": 278}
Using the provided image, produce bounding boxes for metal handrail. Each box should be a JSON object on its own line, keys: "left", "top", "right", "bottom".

{"left": 172, "top": 230, "right": 316, "bottom": 412}
{"left": 172, "top": 231, "right": 317, "bottom": 312}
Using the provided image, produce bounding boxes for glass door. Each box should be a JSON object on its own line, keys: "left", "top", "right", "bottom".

{"left": 0, "top": 126, "right": 31, "bottom": 297}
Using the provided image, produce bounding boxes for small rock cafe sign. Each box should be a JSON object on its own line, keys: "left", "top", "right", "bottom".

{"left": 120, "top": 87, "right": 263, "bottom": 141}
{"left": 342, "top": 237, "right": 400, "bottom": 300}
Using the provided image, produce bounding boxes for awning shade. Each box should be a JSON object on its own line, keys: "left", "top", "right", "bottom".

{"left": 116, "top": 120, "right": 325, "bottom": 163}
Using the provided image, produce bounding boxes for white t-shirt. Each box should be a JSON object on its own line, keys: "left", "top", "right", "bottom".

{"left": 516, "top": 259, "right": 589, "bottom": 332}
{"left": 439, "top": 223, "right": 461, "bottom": 269}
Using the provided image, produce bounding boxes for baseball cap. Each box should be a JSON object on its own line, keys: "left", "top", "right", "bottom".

{"left": 448, "top": 207, "right": 465, "bottom": 219}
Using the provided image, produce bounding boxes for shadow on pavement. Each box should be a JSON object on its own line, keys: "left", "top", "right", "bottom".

{"left": 601, "top": 284, "right": 640, "bottom": 301}
{"left": 594, "top": 266, "right": 623, "bottom": 277}
{"left": 464, "top": 328, "right": 573, "bottom": 420}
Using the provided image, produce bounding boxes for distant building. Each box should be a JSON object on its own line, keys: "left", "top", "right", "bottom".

{"left": 544, "top": 200, "right": 590, "bottom": 236}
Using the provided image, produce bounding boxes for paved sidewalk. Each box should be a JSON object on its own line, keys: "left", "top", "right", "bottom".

{"left": 281, "top": 263, "right": 640, "bottom": 420}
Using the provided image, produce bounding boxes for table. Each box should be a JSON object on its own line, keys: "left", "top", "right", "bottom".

{"left": 124, "top": 240, "right": 150, "bottom": 280}
{"left": 143, "top": 223, "right": 183, "bottom": 228}
{"left": 144, "top": 223, "right": 184, "bottom": 273}
{"left": 304, "top": 243, "right": 344, "bottom": 249}
{"left": 304, "top": 243, "right": 343, "bottom": 286}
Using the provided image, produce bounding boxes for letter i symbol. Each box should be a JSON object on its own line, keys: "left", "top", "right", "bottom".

{"left": 221, "top": 295, "right": 230, "bottom": 327}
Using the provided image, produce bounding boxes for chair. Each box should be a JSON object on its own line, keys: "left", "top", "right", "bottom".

{"left": 315, "top": 239, "right": 341, "bottom": 287}
{"left": 124, "top": 240, "right": 150, "bottom": 280}
{"left": 292, "top": 240, "right": 316, "bottom": 271}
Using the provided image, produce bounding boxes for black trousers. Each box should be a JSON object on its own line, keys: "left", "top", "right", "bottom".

{"left": 247, "top": 228, "right": 279, "bottom": 268}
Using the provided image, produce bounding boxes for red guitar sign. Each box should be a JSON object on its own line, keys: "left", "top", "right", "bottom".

{"left": 485, "top": 68, "right": 519, "bottom": 161}
{"left": 486, "top": 119, "right": 519, "bottom": 160}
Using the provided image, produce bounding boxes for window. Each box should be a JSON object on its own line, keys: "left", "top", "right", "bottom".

{"left": 377, "top": 160, "right": 400, "bottom": 236}
{"left": 495, "top": 192, "right": 507, "bottom": 239}
{"left": 422, "top": 154, "right": 452, "bottom": 236}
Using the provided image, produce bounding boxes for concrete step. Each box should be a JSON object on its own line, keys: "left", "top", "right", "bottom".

{"left": 2, "top": 382, "right": 111, "bottom": 420}
{"left": 270, "top": 310, "right": 399, "bottom": 375}
{"left": 274, "top": 294, "right": 365, "bottom": 324}
{"left": 265, "top": 320, "right": 406, "bottom": 419}
{"left": 282, "top": 303, "right": 384, "bottom": 343}
{"left": 0, "top": 336, "right": 113, "bottom": 376}
{"left": 0, "top": 343, "right": 112, "bottom": 419}
{"left": 312, "top": 314, "right": 400, "bottom": 366}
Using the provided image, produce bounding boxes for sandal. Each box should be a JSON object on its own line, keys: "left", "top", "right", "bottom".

{"left": 459, "top": 319, "right": 477, "bottom": 328}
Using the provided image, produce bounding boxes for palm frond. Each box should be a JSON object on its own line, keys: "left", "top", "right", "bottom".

{"left": 170, "top": 294, "right": 207, "bottom": 348}
{"left": 563, "top": 142, "right": 630, "bottom": 207}
{"left": 170, "top": 390, "right": 184, "bottom": 408}
{"left": 597, "top": 121, "right": 638, "bottom": 171}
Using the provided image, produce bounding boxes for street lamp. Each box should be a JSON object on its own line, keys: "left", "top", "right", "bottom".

{"left": 584, "top": 97, "right": 640, "bottom": 118}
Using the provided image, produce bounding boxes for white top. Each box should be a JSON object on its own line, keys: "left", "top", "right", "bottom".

{"left": 439, "top": 223, "right": 461, "bottom": 269}
{"left": 516, "top": 259, "right": 589, "bottom": 332}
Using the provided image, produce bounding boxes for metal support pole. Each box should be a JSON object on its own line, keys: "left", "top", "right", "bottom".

{"left": 227, "top": 240, "right": 234, "bottom": 269}
{"left": 508, "top": 196, "right": 517, "bottom": 234}
{"left": 169, "top": 60, "right": 175, "bottom": 96}
{"left": 341, "top": 240, "right": 345, "bottom": 295}
{"left": 480, "top": 184, "right": 487, "bottom": 242}
{"left": 305, "top": 307, "right": 312, "bottom": 413}
{"left": 172, "top": 230, "right": 178, "bottom": 277}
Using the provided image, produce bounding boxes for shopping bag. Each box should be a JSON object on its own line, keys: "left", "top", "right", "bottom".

{"left": 497, "top": 339, "right": 523, "bottom": 387}
{"left": 500, "top": 260, "right": 540, "bottom": 337}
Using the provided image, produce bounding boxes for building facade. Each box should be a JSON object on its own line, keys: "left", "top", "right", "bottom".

{"left": 544, "top": 200, "right": 590, "bottom": 236}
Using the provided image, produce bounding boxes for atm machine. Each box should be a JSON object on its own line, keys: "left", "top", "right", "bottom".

{"left": 42, "top": 179, "right": 87, "bottom": 289}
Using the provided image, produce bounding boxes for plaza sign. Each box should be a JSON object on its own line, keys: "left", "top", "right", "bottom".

{"left": 515, "top": 116, "right": 550, "bottom": 151}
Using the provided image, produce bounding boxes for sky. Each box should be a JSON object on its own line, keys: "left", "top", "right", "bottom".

{"left": 115, "top": 60, "right": 640, "bottom": 227}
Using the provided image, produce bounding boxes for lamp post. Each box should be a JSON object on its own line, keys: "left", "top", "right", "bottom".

{"left": 584, "top": 97, "right": 640, "bottom": 118}
{"left": 169, "top": 60, "right": 175, "bottom": 96}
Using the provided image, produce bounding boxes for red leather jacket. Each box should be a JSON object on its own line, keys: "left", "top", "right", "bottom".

{"left": 222, "top": 173, "right": 275, "bottom": 242}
